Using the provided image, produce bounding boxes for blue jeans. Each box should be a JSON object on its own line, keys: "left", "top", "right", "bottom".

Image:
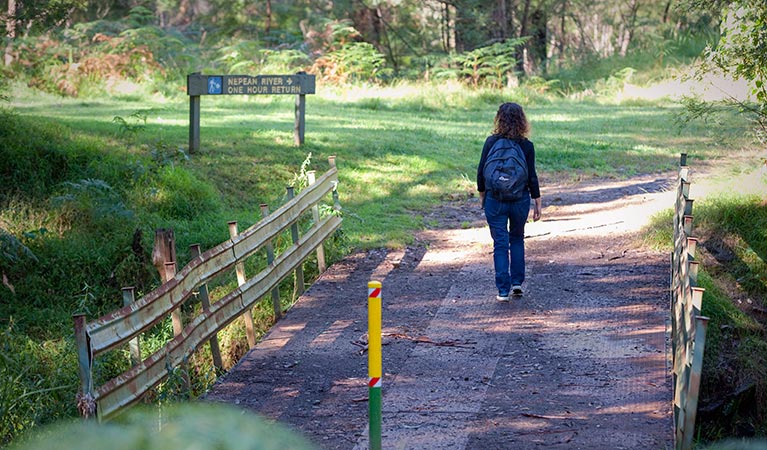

{"left": 484, "top": 193, "right": 530, "bottom": 295}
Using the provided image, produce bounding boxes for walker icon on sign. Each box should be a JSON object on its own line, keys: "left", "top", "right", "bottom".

{"left": 207, "top": 76, "right": 223, "bottom": 95}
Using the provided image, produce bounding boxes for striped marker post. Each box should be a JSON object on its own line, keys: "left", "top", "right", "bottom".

{"left": 368, "top": 281, "right": 382, "bottom": 450}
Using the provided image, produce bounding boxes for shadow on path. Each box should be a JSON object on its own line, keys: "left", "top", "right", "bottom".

{"left": 205, "top": 175, "right": 674, "bottom": 450}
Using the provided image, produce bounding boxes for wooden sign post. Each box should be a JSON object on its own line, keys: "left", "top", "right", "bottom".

{"left": 186, "top": 72, "right": 316, "bottom": 152}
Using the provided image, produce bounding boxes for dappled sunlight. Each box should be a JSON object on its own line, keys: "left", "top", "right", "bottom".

{"left": 535, "top": 113, "right": 581, "bottom": 123}
{"left": 528, "top": 176, "right": 677, "bottom": 238}
{"left": 309, "top": 320, "right": 354, "bottom": 348}
{"left": 319, "top": 79, "right": 469, "bottom": 103}
{"left": 406, "top": 183, "right": 440, "bottom": 197}
{"left": 621, "top": 69, "right": 754, "bottom": 102}
{"left": 690, "top": 162, "right": 767, "bottom": 199}
{"left": 271, "top": 386, "right": 301, "bottom": 400}
{"left": 259, "top": 322, "right": 307, "bottom": 351}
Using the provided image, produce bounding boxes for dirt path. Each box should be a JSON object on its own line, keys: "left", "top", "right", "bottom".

{"left": 204, "top": 173, "right": 676, "bottom": 450}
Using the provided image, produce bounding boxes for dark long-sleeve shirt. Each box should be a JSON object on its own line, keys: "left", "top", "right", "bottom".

{"left": 476, "top": 135, "right": 540, "bottom": 199}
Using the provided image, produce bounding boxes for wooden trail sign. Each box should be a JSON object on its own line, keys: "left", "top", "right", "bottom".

{"left": 186, "top": 72, "right": 316, "bottom": 152}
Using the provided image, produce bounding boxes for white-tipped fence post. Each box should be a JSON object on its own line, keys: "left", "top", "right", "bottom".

{"left": 260, "top": 204, "right": 283, "bottom": 319}
{"left": 228, "top": 221, "right": 257, "bottom": 349}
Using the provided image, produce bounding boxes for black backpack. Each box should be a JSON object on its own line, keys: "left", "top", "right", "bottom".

{"left": 483, "top": 138, "right": 528, "bottom": 201}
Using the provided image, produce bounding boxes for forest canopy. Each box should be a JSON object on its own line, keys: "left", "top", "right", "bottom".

{"left": 0, "top": 0, "right": 734, "bottom": 95}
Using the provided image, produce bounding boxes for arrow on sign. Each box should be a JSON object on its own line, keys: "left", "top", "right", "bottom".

{"left": 287, "top": 78, "right": 293, "bottom": 85}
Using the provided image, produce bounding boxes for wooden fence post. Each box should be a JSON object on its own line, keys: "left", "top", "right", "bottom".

{"left": 286, "top": 186, "right": 305, "bottom": 298}
{"left": 163, "top": 262, "right": 184, "bottom": 336}
{"left": 188, "top": 72, "right": 201, "bottom": 153}
{"left": 68, "top": 162, "right": 341, "bottom": 421}
{"left": 681, "top": 316, "right": 709, "bottom": 450}
{"left": 73, "top": 313, "right": 96, "bottom": 419}
{"left": 152, "top": 228, "right": 176, "bottom": 277}
{"left": 260, "top": 204, "right": 282, "bottom": 319}
{"left": 163, "top": 261, "right": 190, "bottom": 392}
{"left": 228, "top": 221, "right": 257, "bottom": 349}
{"left": 328, "top": 156, "right": 341, "bottom": 211}
{"left": 190, "top": 243, "right": 224, "bottom": 372}
{"left": 121, "top": 287, "right": 141, "bottom": 367}
{"left": 306, "top": 170, "right": 327, "bottom": 273}
{"left": 294, "top": 72, "right": 307, "bottom": 146}
{"left": 671, "top": 153, "right": 710, "bottom": 450}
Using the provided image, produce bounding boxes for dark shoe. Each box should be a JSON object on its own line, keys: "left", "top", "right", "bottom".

{"left": 496, "top": 292, "right": 510, "bottom": 302}
{"left": 512, "top": 285, "right": 523, "bottom": 297}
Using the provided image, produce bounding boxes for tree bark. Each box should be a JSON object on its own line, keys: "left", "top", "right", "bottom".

{"left": 442, "top": 2, "right": 450, "bottom": 52}
{"left": 620, "top": 0, "right": 639, "bottom": 56}
{"left": 530, "top": 6, "right": 547, "bottom": 73}
{"left": 516, "top": 0, "right": 532, "bottom": 73}
{"left": 662, "top": 0, "right": 672, "bottom": 24}
{"left": 172, "top": 0, "right": 192, "bottom": 27}
{"left": 5, "top": 0, "right": 16, "bottom": 66}
{"left": 508, "top": 0, "right": 518, "bottom": 37}
{"left": 266, "top": 0, "right": 272, "bottom": 35}
{"left": 495, "top": 0, "right": 508, "bottom": 39}
{"left": 557, "top": 0, "right": 567, "bottom": 68}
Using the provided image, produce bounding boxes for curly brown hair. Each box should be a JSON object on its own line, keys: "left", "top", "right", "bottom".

{"left": 492, "top": 102, "right": 530, "bottom": 139}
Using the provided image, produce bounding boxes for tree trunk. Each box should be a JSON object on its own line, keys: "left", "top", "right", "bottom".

{"left": 5, "top": 0, "right": 16, "bottom": 66}
{"left": 556, "top": 0, "right": 567, "bottom": 69}
{"left": 441, "top": 2, "right": 449, "bottom": 52}
{"left": 495, "top": 0, "right": 508, "bottom": 39}
{"left": 530, "top": 6, "right": 547, "bottom": 74}
{"left": 516, "top": 0, "right": 532, "bottom": 73}
{"left": 519, "top": 0, "right": 531, "bottom": 38}
{"left": 662, "top": 0, "right": 672, "bottom": 24}
{"left": 508, "top": 0, "right": 518, "bottom": 37}
{"left": 375, "top": 6, "right": 399, "bottom": 76}
{"left": 620, "top": 0, "right": 639, "bottom": 57}
{"left": 172, "top": 0, "right": 191, "bottom": 26}
{"left": 265, "top": 0, "right": 272, "bottom": 35}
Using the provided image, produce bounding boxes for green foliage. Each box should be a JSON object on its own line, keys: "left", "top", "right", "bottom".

{"left": 0, "top": 229, "right": 38, "bottom": 268}
{"left": 141, "top": 166, "right": 220, "bottom": 220}
{"left": 113, "top": 111, "right": 147, "bottom": 136}
{"left": 707, "top": 3, "right": 767, "bottom": 102}
{"left": 10, "top": 0, "right": 86, "bottom": 34}
{"left": 217, "top": 42, "right": 311, "bottom": 74}
{"left": 703, "top": 440, "right": 767, "bottom": 450}
{"left": 453, "top": 38, "right": 527, "bottom": 88}
{"left": 0, "top": 110, "right": 99, "bottom": 201}
{"left": 684, "top": 2, "right": 767, "bottom": 141}
{"left": 0, "top": 325, "right": 79, "bottom": 446}
{"left": 52, "top": 179, "right": 135, "bottom": 230}
{"left": 322, "top": 42, "right": 386, "bottom": 83}
{"left": 551, "top": 25, "right": 716, "bottom": 96}
{"left": 9, "top": 403, "right": 317, "bottom": 450}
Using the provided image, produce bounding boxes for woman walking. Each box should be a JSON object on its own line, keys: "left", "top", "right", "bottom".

{"left": 477, "top": 102, "right": 542, "bottom": 301}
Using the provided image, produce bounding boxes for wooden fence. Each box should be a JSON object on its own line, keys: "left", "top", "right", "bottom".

{"left": 671, "top": 153, "right": 710, "bottom": 450}
{"left": 73, "top": 157, "right": 342, "bottom": 421}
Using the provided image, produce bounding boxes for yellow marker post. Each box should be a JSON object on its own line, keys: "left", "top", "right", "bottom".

{"left": 367, "top": 281, "right": 382, "bottom": 450}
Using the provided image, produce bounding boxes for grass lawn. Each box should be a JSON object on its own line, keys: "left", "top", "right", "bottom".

{"left": 10, "top": 82, "right": 750, "bottom": 250}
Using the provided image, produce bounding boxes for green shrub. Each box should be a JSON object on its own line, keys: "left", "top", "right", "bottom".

{"left": 0, "top": 326, "right": 79, "bottom": 446}
{"left": 0, "top": 112, "right": 74, "bottom": 201}
{"left": 142, "top": 166, "right": 221, "bottom": 219}
{"left": 9, "top": 403, "right": 317, "bottom": 450}
{"left": 52, "top": 179, "right": 135, "bottom": 231}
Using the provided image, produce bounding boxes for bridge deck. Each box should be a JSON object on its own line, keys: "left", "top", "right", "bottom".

{"left": 206, "top": 179, "right": 673, "bottom": 450}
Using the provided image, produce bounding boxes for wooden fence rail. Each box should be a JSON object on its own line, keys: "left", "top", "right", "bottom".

{"left": 671, "top": 153, "right": 710, "bottom": 450}
{"left": 73, "top": 157, "right": 342, "bottom": 421}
